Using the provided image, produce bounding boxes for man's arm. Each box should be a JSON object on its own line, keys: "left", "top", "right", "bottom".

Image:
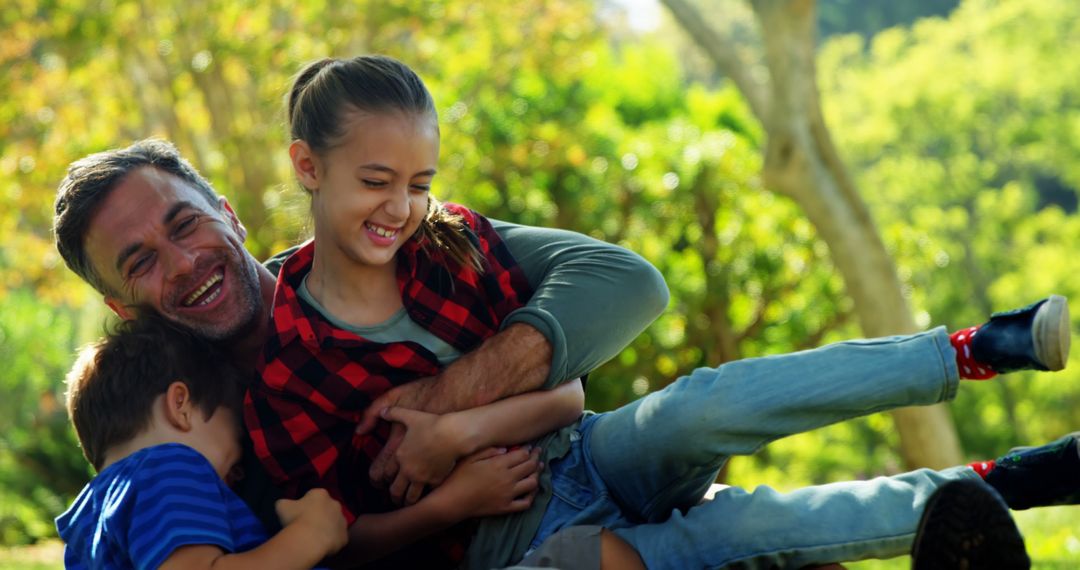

{"left": 362, "top": 219, "right": 669, "bottom": 417}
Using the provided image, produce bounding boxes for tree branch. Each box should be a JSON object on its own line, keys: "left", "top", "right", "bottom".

{"left": 660, "top": 0, "right": 771, "bottom": 123}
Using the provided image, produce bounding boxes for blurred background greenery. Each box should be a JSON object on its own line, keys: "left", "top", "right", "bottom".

{"left": 2, "top": 0, "right": 1078, "bottom": 566}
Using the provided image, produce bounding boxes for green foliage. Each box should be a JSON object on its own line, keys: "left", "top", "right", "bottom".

{"left": 0, "top": 291, "right": 97, "bottom": 545}
{"left": 1, "top": 0, "right": 1079, "bottom": 561}
{"left": 819, "top": 0, "right": 1080, "bottom": 458}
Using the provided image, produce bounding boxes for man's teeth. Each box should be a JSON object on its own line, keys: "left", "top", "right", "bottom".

{"left": 184, "top": 272, "right": 223, "bottom": 306}
{"left": 367, "top": 224, "right": 397, "bottom": 238}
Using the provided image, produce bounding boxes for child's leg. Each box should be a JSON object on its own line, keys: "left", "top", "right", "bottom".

{"left": 589, "top": 295, "right": 1069, "bottom": 522}
{"left": 611, "top": 466, "right": 983, "bottom": 570}
{"left": 589, "top": 327, "right": 959, "bottom": 521}
{"left": 508, "top": 525, "right": 646, "bottom": 570}
{"left": 599, "top": 530, "right": 646, "bottom": 570}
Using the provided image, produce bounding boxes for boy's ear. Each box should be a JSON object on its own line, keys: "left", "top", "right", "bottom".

{"left": 289, "top": 140, "right": 320, "bottom": 192}
{"left": 162, "top": 381, "right": 196, "bottom": 432}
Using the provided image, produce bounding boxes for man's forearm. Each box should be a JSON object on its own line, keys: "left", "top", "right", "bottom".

{"left": 419, "top": 323, "right": 551, "bottom": 414}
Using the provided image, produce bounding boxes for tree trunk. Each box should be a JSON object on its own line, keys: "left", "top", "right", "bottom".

{"left": 663, "top": 0, "right": 963, "bottom": 469}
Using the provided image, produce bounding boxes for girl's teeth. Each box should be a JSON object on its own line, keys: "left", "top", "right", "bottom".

{"left": 368, "top": 224, "right": 396, "bottom": 237}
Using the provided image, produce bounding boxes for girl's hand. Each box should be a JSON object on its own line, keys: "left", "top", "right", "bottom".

{"left": 379, "top": 406, "right": 460, "bottom": 486}
{"left": 430, "top": 446, "right": 542, "bottom": 520}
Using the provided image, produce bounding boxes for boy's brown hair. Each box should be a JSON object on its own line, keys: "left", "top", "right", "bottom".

{"left": 65, "top": 314, "right": 246, "bottom": 471}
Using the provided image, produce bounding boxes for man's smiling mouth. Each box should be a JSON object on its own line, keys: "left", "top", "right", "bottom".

{"left": 183, "top": 271, "right": 224, "bottom": 306}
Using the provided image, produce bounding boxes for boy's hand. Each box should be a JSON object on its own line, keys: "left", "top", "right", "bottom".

{"left": 429, "top": 446, "right": 542, "bottom": 520}
{"left": 275, "top": 488, "right": 348, "bottom": 557}
{"left": 379, "top": 406, "right": 460, "bottom": 487}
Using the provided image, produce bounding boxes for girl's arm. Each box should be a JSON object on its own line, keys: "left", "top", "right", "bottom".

{"left": 328, "top": 447, "right": 541, "bottom": 567}
{"left": 382, "top": 378, "right": 584, "bottom": 487}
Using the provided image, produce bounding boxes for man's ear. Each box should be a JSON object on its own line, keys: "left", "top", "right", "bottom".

{"left": 289, "top": 140, "right": 320, "bottom": 192}
{"left": 162, "top": 381, "right": 196, "bottom": 432}
{"left": 104, "top": 297, "right": 135, "bottom": 320}
{"left": 219, "top": 197, "right": 247, "bottom": 241}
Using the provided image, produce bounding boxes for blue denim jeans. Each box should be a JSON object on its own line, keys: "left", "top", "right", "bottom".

{"left": 527, "top": 327, "right": 983, "bottom": 569}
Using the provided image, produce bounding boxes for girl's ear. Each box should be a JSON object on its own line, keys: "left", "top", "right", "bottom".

{"left": 162, "top": 381, "right": 195, "bottom": 432}
{"left": 289, "top": 140, "right": 321, "bottom": 192}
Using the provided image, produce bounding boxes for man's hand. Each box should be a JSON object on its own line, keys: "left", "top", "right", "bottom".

{"left": 358, "top": 379, "right": 438, "bottom": 493}
{"left": 356, "top": 379, "right": 436, "bottom": 437}
{"left": 379, "top": 407, "right": 459, "bottom": 487}
{"left": 369, "top": 422, "right": 406, "bottom": 488}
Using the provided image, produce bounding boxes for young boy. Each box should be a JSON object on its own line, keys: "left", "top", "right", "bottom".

{"left": 55, "top": 315, "right": 348, "bottom": 569}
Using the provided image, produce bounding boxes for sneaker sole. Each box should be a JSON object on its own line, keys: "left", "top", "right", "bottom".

{"left": 1034, "top": 294, "right": 1070, "bottom": 371}
{"left": 911, "top": 480, "right": 1030, "bottom": 570}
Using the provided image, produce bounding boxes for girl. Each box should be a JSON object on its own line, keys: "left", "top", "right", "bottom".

{"left": 247, "top": 54, "right": 1076, "bottom": 570}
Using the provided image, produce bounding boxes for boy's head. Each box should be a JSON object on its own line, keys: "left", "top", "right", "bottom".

{"left": 65, "top": 314, "right": 247, "bottom": 476}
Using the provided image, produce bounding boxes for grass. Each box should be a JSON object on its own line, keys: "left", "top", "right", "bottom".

{"left": 4, "top": 508, "right": 1078, "bottom": 568}
{"left": 0, "top": 540, "right": 63, "bottom": 570}
{"left": 844, "top": 505, "right": 1080, "bottom": 569}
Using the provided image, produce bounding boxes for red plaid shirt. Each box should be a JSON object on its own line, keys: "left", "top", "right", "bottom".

{"left": 244, "top": 204, "right": 533, "bottom": 567}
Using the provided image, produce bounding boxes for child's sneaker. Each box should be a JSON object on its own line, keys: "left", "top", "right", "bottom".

{"left": 911, "top": 479, "right": 1030, "bottom": 570}
{"left": 971, "top": 295, "right": 1070, "bottom": 373}
{"left": 984, "top": 432, "right": 1080, "bottom": 510}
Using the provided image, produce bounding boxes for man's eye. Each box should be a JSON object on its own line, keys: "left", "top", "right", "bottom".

{"left": 175, "top": 215, "right": 198, "bottom": 236}
{"left": 127, "top": 254, "right": 154, "bottom": 278}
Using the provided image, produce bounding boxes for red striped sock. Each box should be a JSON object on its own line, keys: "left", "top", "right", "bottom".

{"left": 950, "top": 326, "right": 998, "bottom": 380}
{"left": 968, "top": 459, "right": 997, "bottom": 478}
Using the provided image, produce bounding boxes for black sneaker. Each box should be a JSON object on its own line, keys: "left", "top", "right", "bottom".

{"left": 986, "top": 432, "right": 1080, "bottom": 510}
{"left": 970, "top": 295, "right": 1070, "bottom": 373}
{"left": 911, "top": 479, "right": 1030, "bottom": 570}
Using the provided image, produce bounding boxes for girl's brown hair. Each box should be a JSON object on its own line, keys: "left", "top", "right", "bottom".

{"left": 287, "top": 55, "right": 483, "bottom": 272}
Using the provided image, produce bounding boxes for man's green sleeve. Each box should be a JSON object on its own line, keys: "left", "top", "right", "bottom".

{"left": 492, "top": 219, "right": 669, "bottom": 389}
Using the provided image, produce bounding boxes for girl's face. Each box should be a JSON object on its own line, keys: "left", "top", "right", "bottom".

{"left": 308, "top": 111, "right": 439, "bottom": 272}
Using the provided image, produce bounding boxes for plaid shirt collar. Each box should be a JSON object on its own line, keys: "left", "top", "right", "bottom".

{"left": 269, "top": 236, "right": 429, "bottom": 351}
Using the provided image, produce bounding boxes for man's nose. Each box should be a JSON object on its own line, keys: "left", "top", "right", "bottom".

{"left": 163, "top": 244, "right": 197, "bottom": 280}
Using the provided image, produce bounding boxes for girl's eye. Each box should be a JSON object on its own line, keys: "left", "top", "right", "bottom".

{"left": 363, "top": 179, "right": 388, "bottom": 188}
{"left": 411, "top": 184, "right": 431, "bottom": 192}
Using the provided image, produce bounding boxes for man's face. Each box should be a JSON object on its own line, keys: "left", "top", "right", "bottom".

{"left": 84, "top": 167, "right": 264, "bottom": 341}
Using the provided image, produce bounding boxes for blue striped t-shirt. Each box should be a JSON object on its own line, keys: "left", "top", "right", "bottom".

{"left": 56, "top": 443, "right": 270, "bottom": 569}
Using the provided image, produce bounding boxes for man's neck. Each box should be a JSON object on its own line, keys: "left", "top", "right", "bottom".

{"left": 225, "top": 262, "right": 278, "bottom": 373}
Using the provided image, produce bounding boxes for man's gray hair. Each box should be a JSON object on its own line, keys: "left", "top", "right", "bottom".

{"left": 53, "top": 139, "right": 221, "bottom": 295}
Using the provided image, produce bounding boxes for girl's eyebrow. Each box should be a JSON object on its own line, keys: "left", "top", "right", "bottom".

{"left": 356, "top": 163, "right": 437, "bottom": 177}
